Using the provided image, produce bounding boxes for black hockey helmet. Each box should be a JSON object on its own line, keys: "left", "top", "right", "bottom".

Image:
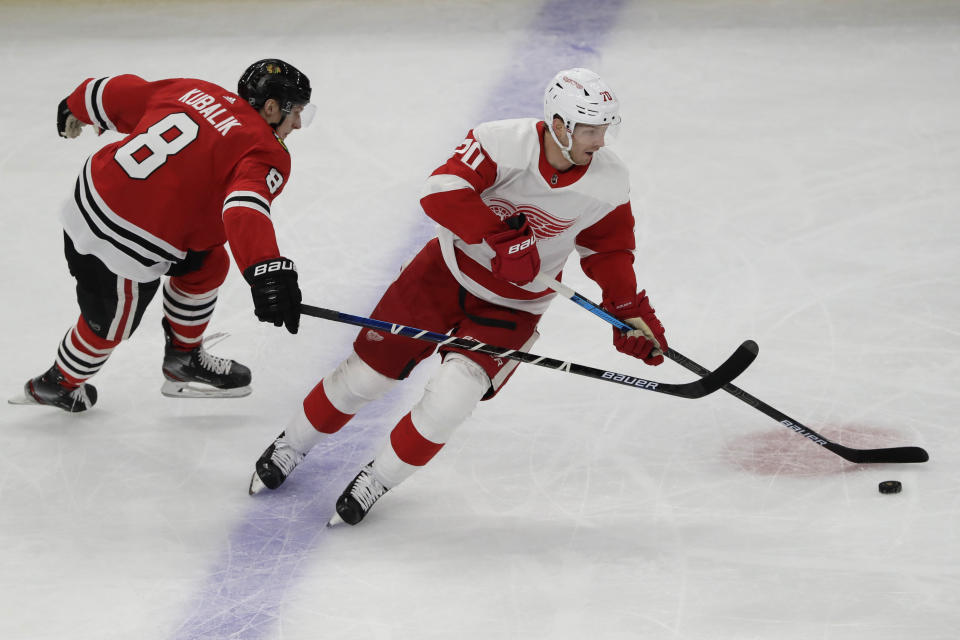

{"left": 238, "top": 59, "right": 312, "bottom": 113}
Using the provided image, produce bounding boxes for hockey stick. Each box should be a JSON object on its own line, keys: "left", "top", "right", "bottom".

{"left": 534, "top": 274, "right": 929, "bottom": 464}
{"left": 300, "top": 304, "right": 757, "bottom": 399}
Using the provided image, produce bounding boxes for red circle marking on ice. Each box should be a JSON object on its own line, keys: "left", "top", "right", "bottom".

{"left": 722, "top": 424, "right": 910, "bottom": 476}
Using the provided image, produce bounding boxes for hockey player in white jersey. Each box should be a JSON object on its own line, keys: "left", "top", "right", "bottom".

{"left": 249, "top": 68, "right": 669, "bottom": 525}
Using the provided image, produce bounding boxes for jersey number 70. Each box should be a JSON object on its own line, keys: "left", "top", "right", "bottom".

{"left": 453, "top": 136, "right": 486, "bottom": 171}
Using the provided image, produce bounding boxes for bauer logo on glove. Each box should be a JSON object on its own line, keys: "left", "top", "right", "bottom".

{"left": 243, "top": 257, "right": 302, "bottom": 334}
{"left": 485, "top": 216, "right": 541, "bottom": 286}
{"left": 252, "top": 259, "right": 296, "bottom": 277}
{"left": 507, "top": 236, "right": 536, "bottom": 254}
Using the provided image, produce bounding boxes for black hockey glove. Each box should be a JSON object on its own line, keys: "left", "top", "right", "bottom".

{"left": 243, "top": 257, "right": 301, "bottom": 334}
{"left": 57, "top": 97, "right": 83, "bottom": 139}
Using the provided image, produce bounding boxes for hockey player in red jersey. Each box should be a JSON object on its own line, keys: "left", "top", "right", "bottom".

{"left": 13, "top": 59, "right": 312, "bottom": 412}
{"left": 249, "top": 68, "right": 668, "bottom": 525}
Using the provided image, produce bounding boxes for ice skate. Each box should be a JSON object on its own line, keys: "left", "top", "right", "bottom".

{"left": 327, "top": 462, "right": 389, "bottom": 526}
{"left": 161, "top": 319, "right": 252, "bottom": 398}
{"left": 9, "top": 364, "right": 97, "bottom": 412}
{"left": 248, "top": 431, "right": 306, "bottom": 495}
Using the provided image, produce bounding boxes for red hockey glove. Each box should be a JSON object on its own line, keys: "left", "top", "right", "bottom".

{"left": 604, "top": 291, "right": 668, "bottom": 365}
{"left": 485, "top": 217, "right": 540, "bottom": 286}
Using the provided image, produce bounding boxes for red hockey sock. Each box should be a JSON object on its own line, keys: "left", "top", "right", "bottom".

{"left": 303, "top": 380, "right": 354, "bottom": 434}
{"left": 162, "top": 280, "right": 218, "bottom": 350}
{"left": 56, "top": 315, "right": 120, "bottom": 387}
{"left": 389, "top": 413, "right": 444, "bottom": 467}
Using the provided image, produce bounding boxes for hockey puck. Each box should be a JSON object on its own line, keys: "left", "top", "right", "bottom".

{"left": 878, "top": 480, "right": 902, "bottom": 494}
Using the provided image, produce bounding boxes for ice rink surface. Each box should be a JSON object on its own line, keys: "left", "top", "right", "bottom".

{"left": 1, "top": 0, "right": 958, "bottom": 638}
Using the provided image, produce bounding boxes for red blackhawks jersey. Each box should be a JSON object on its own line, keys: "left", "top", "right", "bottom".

{"left": 61, "top": 74, "right": 290, "bottom": 282}
{"left": 421, "top": 118, "right": 638, "bottom": 315}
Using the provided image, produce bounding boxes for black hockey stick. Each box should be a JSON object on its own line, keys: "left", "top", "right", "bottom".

{"left": 533, "top": 275, "right": 929, "bottom": 464}
{"left": 301, "top": 304, "right": 757, "bottom": 399}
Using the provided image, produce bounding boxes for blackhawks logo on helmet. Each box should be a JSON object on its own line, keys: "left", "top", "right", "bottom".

{"left": 237, "top": 59, "right": 312, "bottom": 111}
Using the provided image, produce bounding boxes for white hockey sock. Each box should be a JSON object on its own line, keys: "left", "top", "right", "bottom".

{"left": 283, "top": 408, "right": 327, "bottom": 454}
{"left": 302, "top": 352, "right": 397, "bottom": 436}
{"left": 325, "top": 351, "right": 396, "bottom": 414}
{"left": 371, "top": 443, "right": 416, "bottom": 489}
{"left": 372, "top": 354, "right": 489, "bottom": 488}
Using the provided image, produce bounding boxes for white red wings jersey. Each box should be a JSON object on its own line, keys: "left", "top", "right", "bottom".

{"left": 61, "top": 74, "right": 290, "bottom": 281}
{"left": 421, "top": 118, "right": 637, "bottom": 315}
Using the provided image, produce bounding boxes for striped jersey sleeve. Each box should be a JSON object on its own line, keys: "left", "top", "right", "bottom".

{"left": 223, "top": 190, "right": 271, "bottom": 219}
{"left": 221, "top": 149, "right": 290, "bottom": 272}
{"left": 65, "top": 75, "right": 152, "bottom": 134}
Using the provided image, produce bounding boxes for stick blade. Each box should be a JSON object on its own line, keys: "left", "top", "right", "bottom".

{"left": 663, "top": 340, "right": 759, "bottom": 399}
{"left": 694, "top": 340, "right": 759, "bottom": 397}
{"left": 827, "top": 443, "right": 930, "bottom": 464}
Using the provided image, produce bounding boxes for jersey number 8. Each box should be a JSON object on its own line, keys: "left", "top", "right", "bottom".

{"left": 115, "top": 112, "right": 199, "bottom": 180}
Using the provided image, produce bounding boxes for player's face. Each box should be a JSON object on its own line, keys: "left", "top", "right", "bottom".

{"left": 569, "top": 123, "right": 609, "bottom": 164}
{"left": 263, "top": 101, "right": 316, "bottom": 140}
{"left": 274, "top": 105, "right": 305, "bottom": 140}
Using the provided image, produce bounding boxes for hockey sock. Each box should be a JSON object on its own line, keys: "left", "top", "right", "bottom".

{"left": 392, "top": 413, "right": 445, "bottom": 466}
{"left": 302, "top": 352, "right": 397, "bottom": 435}
{"left": 291, "top": 354, "right": 398, "bottom": 455}
{"left": 55, "top": 315, "right": 120, "bottom": 387}
{"left": 303, "top": 379, "right": 354, "bottom": 435}
{"left": 282, "top": 408, "right": 330, "bottom": 454}
{"left": 372, "top": 355, "right": 488, "bottom": 488}
{"left": 371, "top": 413, "right": 442, "bottom": 488}
{"left": 162, "top": 280, "right": 218, "bottom": 350}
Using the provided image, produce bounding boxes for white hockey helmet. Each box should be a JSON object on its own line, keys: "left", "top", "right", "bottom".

{"left": 543, "top": 68, "right": 621, "bottom": 163}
